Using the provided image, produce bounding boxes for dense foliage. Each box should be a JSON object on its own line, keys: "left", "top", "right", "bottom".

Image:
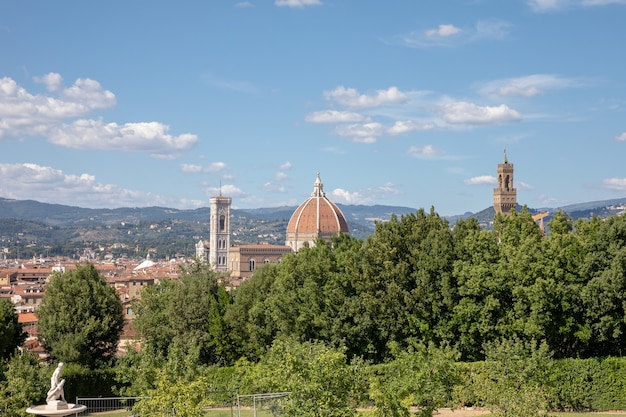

{"left": 221, "top": 208, "right": 626, "bottom": 362}
{"left": 0, "top": 298, "right": 25, "bottom": 360}
{"left": 5, "top": 206, "right": 626, "bottom": 417}
{"left": 0, "top": 353, "right": 48, "bottom": 417}
{"left": 131, "top": 262, "right": 235, "bottom": 366}
{"left": 36, "top": 262, "right": 124, "bottom": 368}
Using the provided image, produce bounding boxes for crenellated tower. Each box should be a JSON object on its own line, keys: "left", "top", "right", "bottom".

{"left": 493, "top": 150, "right": 517, "bottom": 215}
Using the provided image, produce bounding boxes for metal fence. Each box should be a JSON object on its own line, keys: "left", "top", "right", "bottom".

{"left": 75, "top": 397, "right": 145, "bottom": 415}
{"left": 75, "top": 394, "right": 236, "bottom": 416}
{"left": 236, "top": 392, "right": 291, "bottom": 417}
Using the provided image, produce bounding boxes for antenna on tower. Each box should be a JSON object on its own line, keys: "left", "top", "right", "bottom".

{"left": 219, "top": 179, "right": 222, "bottom": 196}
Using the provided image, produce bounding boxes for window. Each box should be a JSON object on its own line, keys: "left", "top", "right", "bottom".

{"left": 249, "top": 259, "right": 256, "bottom": 272}
{"left": 219, "top": 215, "right": 226, "bottom": 231}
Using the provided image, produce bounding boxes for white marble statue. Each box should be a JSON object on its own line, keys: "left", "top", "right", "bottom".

{"left": 46, "top": 362, "right": 66, "bottom": 404}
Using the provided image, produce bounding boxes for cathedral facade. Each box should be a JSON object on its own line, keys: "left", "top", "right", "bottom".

{"left": 197, "top": 172, "right": 348, "bottom": 282}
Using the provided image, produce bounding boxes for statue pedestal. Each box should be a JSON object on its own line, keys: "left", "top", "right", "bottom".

{"left": 26, "top": 403, "right": 86, "bottom": 417}
{"left": 45, "top": 401, "right": 69, "bottom": 410}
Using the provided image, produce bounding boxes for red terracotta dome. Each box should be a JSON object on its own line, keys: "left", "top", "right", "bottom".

{"left": 285, "top": 173, "right": 349, "bottom": 252}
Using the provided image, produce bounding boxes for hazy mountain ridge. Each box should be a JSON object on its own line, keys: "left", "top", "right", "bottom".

{"left": 0, "top": 197, "right": 418, "bottom": 229}
{"left": 1, "top": 196, "right": 625, "bottom": 229}
{"left": 0, "top": 197, "right": 624, "bottom": 259}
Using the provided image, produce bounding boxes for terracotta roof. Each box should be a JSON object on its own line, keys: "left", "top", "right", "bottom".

{"left": 18, "top": 312, "right": 38, "bottom": 323}
{"left": 286, "top": 173, "right": 349, "bottom": 236}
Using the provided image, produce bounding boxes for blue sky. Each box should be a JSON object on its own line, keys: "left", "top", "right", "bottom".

{"left": 1, "top": 0, "right": 625, "bottom": 216}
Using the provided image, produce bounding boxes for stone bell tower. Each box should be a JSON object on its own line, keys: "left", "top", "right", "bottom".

{"left": 209, "top": 193, "right": 231, "bottom": 272}
{"left": 493, "top": 150, "right": 517, "bottom": 215}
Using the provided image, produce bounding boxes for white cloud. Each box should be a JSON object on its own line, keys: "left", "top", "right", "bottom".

{"left": 207, "top": 183, "right": 244, "bottom": 197}
{"left": 235, "top": 2, "right": 254, "bottom": 7}
{"left": 426, "top": 24, "right": 461, "bottom": 38}
{"left": 528, "top": 0, "right": 566, "bottom": 11}
{"left": 48, "top": 119, "right": 197, "bottom": 157}
{"left": 517, "top": 181, "right": 534, "bottom": 190}
{"left": 400, "top": 20, "right": 510, "bottom": 48}
{"left": 280, "top": 161, "right": 292, "bottom": 170}
{"left": 275, "top": 0, "right": 321, "bottom": 7}
{"left": 324, "top": 86, "right": 408, "bottom": 108}
{"left": 330, "top": 188, "right": 362, "bottom": 204}
{"left": 330, "top": 182, "right": 401, "bottom": 205}
{"left": 181, "top": 162, "right": 227, "bottom": 173}
{"left": 388, "top": 120, "right": 434, "bottom": 135}
{"left": 472, "top": 20, "right": 511, "bottom": 41}
{"left": 61, "top": 78, "right": 116, "bottom": 109}
{"left": 207, "top": 162, "right": 227, "bottom": 172}
{"left": 440, "top": 101, "right": 522, "bottom": 125}
{"left": 603, "top": 178, "right": 626, "bottom": 191}
{"left": 478, "top": 74, "right": 582, "bottom": 98}
{"left": 34, "top": 72, "right": 63, "bottom": 91}
{"left": 407, "top": 145, "right": 439, "bottom": 159}
{"left": 528, "top": 0, "right": 626, "bottom": 12}
{"left": 305, "top": 110, "right": 367, "bottom": 123}
{"left": 0, "top": 76, "right": 116, "bottom": 139}
{"left": 464, "top": 175, "right": 497, "bottom": 185}
{"left": 181, "top": 164, "right": 203, "bottom": 173}
{"left": 263, "top": 182, "right": 287, "bottom": 193}
{"left": 583, "top": 0, "right": 626, "bottom": 4}
{"left": 616, "top": 132, "right": 626, "bottom": 141}
{"left": 333, "top": 122, "right": 385, "bottom": 144}
{"left": 0, "top": 74, "right": 198, "bottom": 158}
{"left": 0, "top": 162, "right": 182, "bottom": 209}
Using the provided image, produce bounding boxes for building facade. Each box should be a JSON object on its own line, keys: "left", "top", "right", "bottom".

{"left": 228, "top": 244, "right": 293, "bottom": 281}
{"left": 197, "top": 173, "right": 349, "bottom": 281}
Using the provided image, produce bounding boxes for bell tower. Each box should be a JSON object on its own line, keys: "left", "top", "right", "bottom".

{"left": 493, "top": 150, "right": 517, "bottom": 215}
{"left": 209, "top": 193, "right": 231, "bottom": 272}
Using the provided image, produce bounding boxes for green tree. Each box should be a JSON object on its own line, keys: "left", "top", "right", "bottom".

{"left": 37, "top": 262, "right": 124, "bottom": 368}
{"left": 369, "top": 343, "right": 460, "bottom": 417}
{"left": 350, "top": 209, "right": 449, "bottom": 362}
{"left": 132, "top": 371, "right": 212, "bottom": 417}
{"left": 267, "top": 240, "right": 337, "bottom": 342}
{"left": 0, "top": 352, "right": 48, "bottom": 417}
{"left": 130, "top": 278, "right": 176, "bottom": 357}
{"left": 0, "top": 298, "right": 25, "bottom": 360}
{"left": 240, "top": 338, "right": 365, "bottom": 417}
{"left": 451, "top": 225, "right": 502, "bottom": 361}
{"left": 517, "top": 213, "right": 587, "bottom": 358}
{"left": 132, "top": 261, "right": 235, "bottom": 365}
{"left": 224, "top": 262, "right": 279, "bottom": 361}
{"left": 474, "top": 338, "right": 552, "bottom": 417}
{"left": 577, "top": 214, "right": 626, "bottom": 356}
{"left": 114, "top": 348, "right": 165, "bottom": 396}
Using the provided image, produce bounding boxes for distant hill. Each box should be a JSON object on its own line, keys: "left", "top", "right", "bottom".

{"left": 0, "top": 196, "right": 624, "bottom": 259}
{"left": 0, "top": 198, "right": 418, "bottom": 258}
{"left": 0, "top": 197, "right": 417, "bottom": 231}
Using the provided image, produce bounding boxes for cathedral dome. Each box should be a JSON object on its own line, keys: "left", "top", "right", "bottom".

{"left": 285, "top": 173, "right": 349, "bottom": 252}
